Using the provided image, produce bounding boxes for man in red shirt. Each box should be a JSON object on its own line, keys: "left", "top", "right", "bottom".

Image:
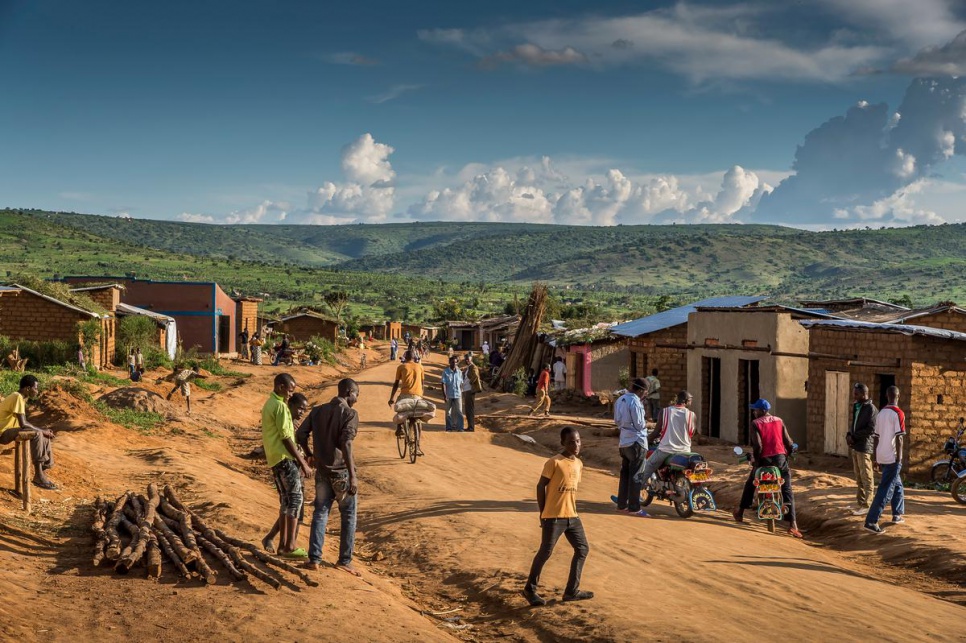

{"left": 528, "top": 364, "right": 552, "bottom": 417}
{"left": 732, "top": 399, "right": 802, "bottom": 538}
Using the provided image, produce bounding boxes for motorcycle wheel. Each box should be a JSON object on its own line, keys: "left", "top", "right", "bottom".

{"left": 640, "top": 490, "right": 654, "bottom": 507}
{"left": 951, "top": 476, "right": 966, "bottom": 505}
{"left": 931, "top": 462, "right": 952, "bottom": 488}
{"left": 673, "top": 477, "right": 694, "bottom": 519}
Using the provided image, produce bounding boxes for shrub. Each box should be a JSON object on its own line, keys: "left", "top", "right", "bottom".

{"left": 304, "top": 336, "right": 337, "bottom": 364}
{"left": 0, "top": 335, "right": 76, "bottom": 367}
{"left": 116, "top": 315, "right": 160, "bottom": 364}
{"left": 512, "top": 367, "right": 528, "bottom": 397}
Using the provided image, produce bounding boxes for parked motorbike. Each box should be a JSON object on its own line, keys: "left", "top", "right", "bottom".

{"left": 931, "top": 417, "right": 966, "bottom": 488}
{"left": 640, "top": 445, "right": 717, "bottom": 518}
{"left": 734, "top": 445, "right": 797, "bottom": 533}
{"left": 951, "top": 470, "right": 966, "bottom": 505}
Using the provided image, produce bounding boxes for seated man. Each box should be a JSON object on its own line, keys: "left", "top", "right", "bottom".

{"left": 0, "top": 374, "right": 57, "bottom": 489}
{"left": 388, "top": 350, "right": 425, "bottom": 451}
{"left": 638, "top": 390, "right": 696, "bottom": 485}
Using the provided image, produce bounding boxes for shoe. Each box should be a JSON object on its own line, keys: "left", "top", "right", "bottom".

{"left": 892, "top": 515, "right": 905, "bottom": 524}
{"left": 850, "top": 507, "right": 868, "bottom": 516}
{"left": 863, "top": 523, "right": 883, "bottom": 534}
{"left": 465, "top": 428, "right": 475, "bottom": 432}
{"left": 280, "top": 547, "right": 310, "bottom": 559}
{"left": 788, "top": 527, "right": 804, "bottom": 539}
{"left": 562, "top": 590, "right": 594, "bottom": 602}
{"left": 628, "top": 509, "right": 651, "bottom": 518}
{"left": 415, "top": 449, "right": 425, "bottom": 456}
{"left": 522, "top": 588, "right": 547, "bottom": 606}
{"left": 33, "top": 478, "right": 59, "bottom": 490}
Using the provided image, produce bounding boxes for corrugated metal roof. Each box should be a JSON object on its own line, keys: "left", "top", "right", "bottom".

{"left": 611, "top": 296, "right": 766, "bottom": 337}
{"left": 116, "top": 302, "right": 174, "bottom": 322}
{"left": 280, "top": 311, "right": 337, "bottom": 323}
{"left": 800, "top": 319, "right": 966, "bottom": 342}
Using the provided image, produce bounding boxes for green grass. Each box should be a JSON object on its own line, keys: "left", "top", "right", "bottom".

{"left": 193, "top": 379, "right": 222, "bottom": 392}
{"left": 93, "top": 401, "right": 164, "bottom": 433}
{"left": 196, "top": 357, "right": 250, "bottom": 378}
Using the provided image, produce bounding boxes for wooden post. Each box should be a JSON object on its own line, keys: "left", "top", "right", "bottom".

{"left": 15, "top": 432, "right": 32, "bottom": 513}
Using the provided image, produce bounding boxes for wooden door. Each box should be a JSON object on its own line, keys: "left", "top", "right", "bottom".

{"left": 824, "top": 371, "right": 850, "bottom": 456}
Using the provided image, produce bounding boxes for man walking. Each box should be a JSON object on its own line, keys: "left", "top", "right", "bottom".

{"left": 732, "top": 399, "right": 803, "bottom": 538}
{"left": 848, "top": 383, "right": 877, "bottom": 515}
{"left": 298, "top": 378, "right": 361, "bottom": 575}
{"left": 0, "top": 375, "right": 58, "bottom": 489}
{"left": 552, "top": 357, "right": 567, "bottom": 392}
{"left": 612, "top": 378, "right": 650, "bottom": 517}
{"left": 462, "top": 353, "right": 482, "bottom": 432}
{"left": 441, "top": 355, "right": 465, "bottom": 432}
{"left": 864, "top": 386, "right": 905, "bottom": 534}
{"left": 239, "top": 328, "right": 250, "bottom": 361}
{"left": 638, "top": 390, "right": 696, "bottom": 484}
{"left": 523, "top": 427, "right": 593, "bottom": 606}
{"left": 390, "top": 337, "right": 398, "bottom": 361}
{"left": 645, "top": 369, "right": 661, "bottom": 422}
{"left": 528, "top": 364, "right": 552, "bottom": 417}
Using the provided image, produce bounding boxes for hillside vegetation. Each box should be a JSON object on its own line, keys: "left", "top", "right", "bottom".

{"left": 6, "top": 208, "right": 966, "bottom": 316}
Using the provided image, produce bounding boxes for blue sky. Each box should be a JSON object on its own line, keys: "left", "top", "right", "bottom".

{"left": 2, "top": 0, "right": 966, "bottom": 227}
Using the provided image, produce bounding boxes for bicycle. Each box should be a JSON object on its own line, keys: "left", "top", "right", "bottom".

{"left": 396, "top": 414, "right": 422, "bottom": 464}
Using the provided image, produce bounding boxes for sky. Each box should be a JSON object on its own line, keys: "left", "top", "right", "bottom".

{"left": 2, "top": 0, "right": 966, "bottom": 228}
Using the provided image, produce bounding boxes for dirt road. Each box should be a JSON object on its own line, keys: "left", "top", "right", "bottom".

{"left": 348, "top": 353, "right": 965, "bottom": 641}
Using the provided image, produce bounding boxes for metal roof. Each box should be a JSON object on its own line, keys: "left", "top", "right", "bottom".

{"left": 116, "top": 302, "right": 174, "bottom": 323}
{"left": 799, "top": 319, "right": 966, "bottom": 342}
{"left": 611, "top": 296, "right": 766, "bottom": 337}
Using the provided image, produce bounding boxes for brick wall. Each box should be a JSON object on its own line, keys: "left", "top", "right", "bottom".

{"left": 627, "top": 324, "right": 688, "bottom": 407}
{"left": 83, "top": 287, "right": 120, "bottom": 313}
{"left": 281, "top": 317, "right": 338, "bottom": 343}
{"left": 905, "top": 310, "right": 966, "bottom": 334}
{"left": 236, "top": 300, "right": 259, "bottom": 338}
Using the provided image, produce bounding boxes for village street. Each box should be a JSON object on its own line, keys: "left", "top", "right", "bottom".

{"left": 1, "top": 348, "right": 964, "bottom": 642}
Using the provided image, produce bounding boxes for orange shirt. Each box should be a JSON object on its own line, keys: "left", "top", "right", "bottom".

{"left": 537, "top": 369, "right": 551, "bottom": 391}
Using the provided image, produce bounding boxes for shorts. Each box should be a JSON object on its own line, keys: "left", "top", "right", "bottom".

{"left": 272, "top": 459, "right": 304, "bottom": 518}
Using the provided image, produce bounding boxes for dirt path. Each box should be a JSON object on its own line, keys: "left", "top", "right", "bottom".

{"left": 345, "top": 353, "right": 966, "bottom": 642}
{"left": 1, "top": 347, "right": 964, "bottom": 641}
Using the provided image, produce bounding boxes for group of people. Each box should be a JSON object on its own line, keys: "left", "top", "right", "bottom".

{"left": 260, "top": 372, "right": 361, "bottom": 576}
{"left": 126, "top": 348, "right": 146, "bottom": 381}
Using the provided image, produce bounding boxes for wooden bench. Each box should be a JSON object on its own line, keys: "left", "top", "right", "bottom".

{"left": 13, "top": 430, "right": 32, "bottom": 513}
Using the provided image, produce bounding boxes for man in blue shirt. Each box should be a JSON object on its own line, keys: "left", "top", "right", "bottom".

{"left": 441, "top": 355, "right": 465, "bottom": 432}
{"left": 612, "top": 378, "right": 650, "bottom": 516}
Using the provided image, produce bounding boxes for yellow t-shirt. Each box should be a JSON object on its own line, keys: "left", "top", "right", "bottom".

{"left": 540, "top": 454, "right": 582, "bottom": 519}
{"left": 0, "top": 392, "right": 27, "bottom": 431}
{"left": 395, "top": 362, "right": 424, "bottom": 397}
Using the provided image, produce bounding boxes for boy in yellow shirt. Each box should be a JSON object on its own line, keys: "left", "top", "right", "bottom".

{"left": 523, "top": 427, "right": 593, "bottom": 606}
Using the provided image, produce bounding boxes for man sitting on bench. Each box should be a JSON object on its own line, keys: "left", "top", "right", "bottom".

{"left": 0, "top": 375, "right": 58, "bottom": 490}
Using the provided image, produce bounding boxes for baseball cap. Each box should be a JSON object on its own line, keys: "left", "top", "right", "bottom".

{"left": 749, "top": 398, "right": 771, "bottom": 411}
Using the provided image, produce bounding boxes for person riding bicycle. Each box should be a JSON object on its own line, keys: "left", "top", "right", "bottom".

{"left": 388, "top": 349, "right": 425, "bottom": 451}
{"left": 732, "top": 399, "right": 803, "bottom": 538}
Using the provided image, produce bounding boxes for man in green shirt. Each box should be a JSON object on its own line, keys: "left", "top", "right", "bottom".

{"left": 262, "top": 373, "right": 313, "bottom": 558}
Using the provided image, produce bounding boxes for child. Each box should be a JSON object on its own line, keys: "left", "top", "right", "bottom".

{"left": 262, "top": 393, "right": 311, "bottom": 553}
{"left": 165, "top": 365, "right": 204, "bottom": 415}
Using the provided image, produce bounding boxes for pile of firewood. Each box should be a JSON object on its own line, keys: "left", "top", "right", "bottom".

{"left": 497, "top": 283, "right": 548, "bottom": 383}
{"left": 91, "top": 483, "right": 318, "bottom": 589}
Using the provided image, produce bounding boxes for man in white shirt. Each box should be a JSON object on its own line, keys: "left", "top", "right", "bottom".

{"left": 864, "top": 386, "right": 906, "bottom": 534}
{"left": 552, "top": 357, "right": 567, "bottom": 392}
{"left": 612, "top": 378, "right": 650, "bottom": 516}
{"left": 638, "top": 390, "right": 696, "bottom": 484}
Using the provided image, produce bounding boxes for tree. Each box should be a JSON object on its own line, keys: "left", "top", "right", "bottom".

{"left": 324, "top": 291, "right": 350, "bottom": 323}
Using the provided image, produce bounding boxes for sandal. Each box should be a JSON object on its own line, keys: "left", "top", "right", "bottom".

{"left": 280, "top": 547, "right": 309, "bottom": 559}
{"left": 33, "top": 479, "right": 59, "bottom": 490}
{"left": 788, "top": 528, "right": 804, "bottom": 539}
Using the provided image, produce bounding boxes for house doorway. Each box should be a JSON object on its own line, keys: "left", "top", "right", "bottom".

{"left": 824, "top": 371, "right": 851, "bottom": 456}
{"left": 218, "top": 315, "right": 231, "bottom": 354}
{"left": 738, "top": 359, "right": 760, "bottom": 444}
{"left": 876, "top": 373, "right": 897, "bottom": 409}
{"left": 701, "top": 357, "right": 722, "bottom": 438}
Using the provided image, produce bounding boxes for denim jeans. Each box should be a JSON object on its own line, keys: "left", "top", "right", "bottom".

{"left": 866, "top": 461, "right": 904, "bottom": 525}
{"left": 617, "top": 443, "right": 647, "bottom": 511}
{"left": 308, "top": 473, "right": 357, "bottom": 565}
{"left": 739, "top": 454, "right": 796, "bottom": 523}
{"left": 525, "top": 517, "right": 589, "bottom": 596}
{"left": 445, "top": 397, "right": 464, "bottom": 431}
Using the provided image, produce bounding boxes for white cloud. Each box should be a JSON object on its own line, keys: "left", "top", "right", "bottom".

{"left": 369, "top": 84, "right": 424, "bottom": 104}
{"left": 178, "top": 212, "right": 215, "bottom": 223}
{"left": 892, "top": 29, "right": 966, "bottom": 76}
{"left": 832, "top": 179, "right": 945, "bottom": 226}
{"left": 893, "top": 148, "right": 917, "bottom": 178}
{"left": 420, "top": 7, "right": 887, "bottom": 82}
{"left": 816, "top": 0, "right": 965, "bottom": 50}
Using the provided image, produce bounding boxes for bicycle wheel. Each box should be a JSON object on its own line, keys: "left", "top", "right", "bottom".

{"left": 408, "top": 420, "right": 418, "bottom": 464}
{"left": 396, "top": 424, "right": 407, "bottom": 459}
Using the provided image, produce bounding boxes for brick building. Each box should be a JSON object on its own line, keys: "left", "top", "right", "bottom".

{"left": 800, "top": 319, "right": 966, "bottom": 478}
{"left": 235, "top": 296, "right": 261, "bottom": 341}
{"left": 0, "top": 284, "right": 115, "bottom": 368}
{"left": 557, "top": 327, "right": 627, "bottom": 396}
{"left": 612, "top": 296, "right": 764, "bottom": 414}
{"left": 63, "top": 276, "right": 238, "bottom": 354}
{"left": 115, "top": 303, "right": 178, "bottom": 360}
{"left": 890, "top": 302, "right": 966, "bottom": 334}
{"left": 385, "top": 321, "right": 402, "bottom": 340}
{"left": 278, "top": 312, "right": 339, "bottom": 343}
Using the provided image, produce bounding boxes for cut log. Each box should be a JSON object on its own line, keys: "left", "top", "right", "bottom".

{"left": 118, "top": 483, "right": 164, "bottom": 574}
{"left": 152, "top": 515, "right": 199, "bottom": 566}
{"left": 216, "top": 530, "right": 320, "bottom": 587}
{"left": 145, "top": 531, "right": 162, "bottom": 579}
{"left": 104, "top": 492, "right": 130, "bottom": 562}
{"left": 187, "top": 515, "right": 279, "bottom": 589}
{"left": 197, "top": 535, "right": 246, "bottom": 580}
{"left": 91, "top": 497, "right": 110, "bottom": 566}
{"left": 155, "top": 529, "right": 191, "bottom": 578}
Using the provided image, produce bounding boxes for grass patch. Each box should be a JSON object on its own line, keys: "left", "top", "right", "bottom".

{"left": 82, "top": 371, "right": 129, "bottom": 387}
{"left": 94, "top": 401, "right": 164, "bottom": 433}
{"left": 194, "top": 379, "right": 222, "bottom": 392}
{"left": 197, "top": 357, "right": 249, "bottom": 378}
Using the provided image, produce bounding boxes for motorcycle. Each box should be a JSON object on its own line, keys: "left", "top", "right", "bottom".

{"left": 951, "top": 470, "right": 966, "bottom": 505}
{"left": 931, "top": 417, "right": 966, "bottom": 489}
{"left": 733, "top": 445, "right": 797, "bottom": 534}
{"left": 639, "top": 445, "right": 717, "bottom": 518}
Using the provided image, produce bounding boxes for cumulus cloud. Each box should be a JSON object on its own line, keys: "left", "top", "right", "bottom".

{"left": 815, "top": 0, "right": 965, "bottom": 50}
{"left": 178, "top": 200, "right": 290, "bottom": 225}
{"left": 832, "top": 180, "right": 945, "bottom": 226}
{"left": 754, "top": 77, "right": 966, "bottom": 225}
{"left": 419, "top": 6, "right": 886, "bottom": 82}
{"left": 891, "top": 29, "right": 966, "bottom": 76}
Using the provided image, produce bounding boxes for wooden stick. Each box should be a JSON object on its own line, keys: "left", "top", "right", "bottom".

{"left": 216, "top": 530, "right": 320, "bottom": 587}
{"left": 145, "top": 531, "right": 162, "bottom": 579}
{"left": 117, "top": 486, "right": 162, "bottom": 574}
{"left": 152, "top": 515, "right": 199, "bottom": 566}
{"left": 91, "top": 497, "right": 110, "bottom": 566}
{"left": 155, "top": 529, "right": 190, "bottom": 578}
{"left": 197, "top": 534, "right": 246, "bottom": 580}
{"left": 104, "top": 492, "right": 130, "bottom": 562}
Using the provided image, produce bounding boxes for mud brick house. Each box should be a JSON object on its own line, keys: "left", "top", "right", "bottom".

{"left": 385, "top": 321, "right": 402, "bottom": 340}
{"left": 69, "top": 283, "right": 123, "bottom": 313}
{"left": 0, "top": 284, "right": 115, "bottom": 368}
{"left": 63, "top": 276, "right": 238, "bottom": 355}
{"left": 686, "top": 305, "right": 833, "bottom": 447}
{"left": 612, "top": 296, "right": 765, "bottom": 414}
{"left": 888, "top": 302, "right": 966, "bottom": 334}
{"left": 799, "top": 297, "right": 910, "bottom": 322}
{"left": 479, "top": 315, "right": 520, "bottom": 351}
{"left": 446, "top": 321, "right": 480, "bottom": 351}
{"left": 277, "top": 311, "right": 339, "bottom": 343}
{"left": 554, "top": 324, "right": 627, "bottom": 396}
{"left": 800, "top": 319, "right": 966, "bottom": 478}
{"left": 360, "top": 322, "right": 388, "bottom": 340}
{"left": 235, "top": 296, "right": 261, "bottom": 341}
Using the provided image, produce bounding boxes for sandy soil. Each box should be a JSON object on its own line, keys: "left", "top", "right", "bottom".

{"left": 1, "top": 347, "right": 964, "bottom": 642}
